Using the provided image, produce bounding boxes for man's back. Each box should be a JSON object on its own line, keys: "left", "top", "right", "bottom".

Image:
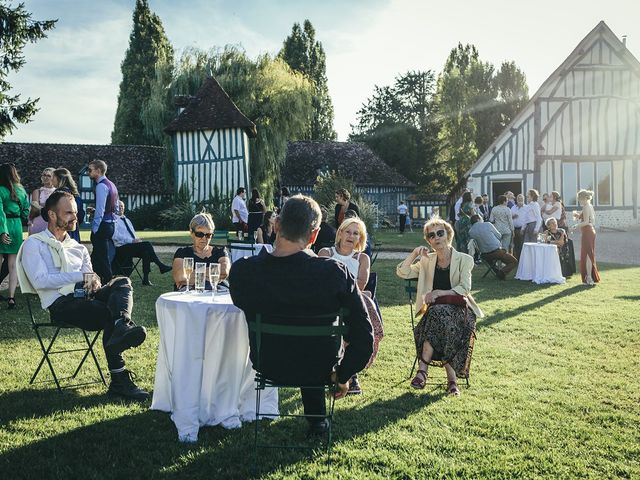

{"left": 469, "top": 222, "right": 501, "bottom": 254}
{"left": 229, "top": 249, "right": 372, "bottom": 385}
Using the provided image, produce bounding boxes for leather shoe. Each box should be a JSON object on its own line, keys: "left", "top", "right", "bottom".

{"left": 159, "top": 263, "right": 172, "bottom": 274}
{"left": 106, "top": 319, "right": 146, "bottom": 355}
{"left": 108, "top": 369, "right": 149, "bottom": 401}
{"left": 307, "top": 418, "right": 329, "bottom": 436}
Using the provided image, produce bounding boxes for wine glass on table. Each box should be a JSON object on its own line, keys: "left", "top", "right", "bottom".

{"left": 183, "top": 257, "right": 194, "bottom": 293}
{"left": 208, "top": 263, "right": 221, "bottom": 300}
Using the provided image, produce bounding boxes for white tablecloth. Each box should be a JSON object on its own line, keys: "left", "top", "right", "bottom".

{"left": 151, "top": 291, "right": 278, "bottom": 442}
{"left": 515, "top": 242, "right": 566, "bottom": 284}
{"left": 228, "top": 243, "right": 273, "bottom": 263}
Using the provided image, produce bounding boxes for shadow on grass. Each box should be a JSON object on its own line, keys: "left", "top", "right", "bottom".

{"left": 0, "top": 387, "right": 434, "bottom": 479}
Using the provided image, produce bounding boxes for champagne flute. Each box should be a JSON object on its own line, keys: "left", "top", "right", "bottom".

{"left": 253, "top": 231, "right": 258, "bottom": 243}
{"left": 183, "top": 257, "right": 194, "bottom": 293}
{"left": 208, "top": 263, "right": 221, "bottom": 300}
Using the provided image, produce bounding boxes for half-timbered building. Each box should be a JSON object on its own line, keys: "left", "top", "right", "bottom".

{"left": 281, "top": 141, "right": 414, "bottom": 215}
{"left": 466, "top": 21, "right": 640, "bottom": 228}
{"left": 164, "top": 77, "right": 257, "bottom": 202}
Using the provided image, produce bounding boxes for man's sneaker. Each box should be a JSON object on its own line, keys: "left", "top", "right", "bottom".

{"left": 347, "top": 374, "right": 362, "bottom": 395}
{"left": 106, "top": 319, "right": 146, "bottom": 355}
{"left": 108, "top": 369, "right": 149, "bottom": 401}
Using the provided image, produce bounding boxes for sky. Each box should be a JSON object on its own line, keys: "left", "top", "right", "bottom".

{"left": 6, "top": 0, "right": 640, "bottom": 144}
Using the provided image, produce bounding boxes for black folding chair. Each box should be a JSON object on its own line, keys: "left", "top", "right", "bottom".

{"left": 480, "top": 255, "right": 500, "bottom": 279}
{"left": 248, "top": 309, "right": 348, "bottom": 471}
{"left": 25, "top": 294, "right": 106, "bottom": 393}
{"left": 111, "top": 253, "right": 143, "bottom": 282}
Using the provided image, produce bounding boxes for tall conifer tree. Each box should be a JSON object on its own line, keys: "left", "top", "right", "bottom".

{"left": 111, "top": 0, "right": 173, "bottom": 145}
{"left": 280, "top": 20, "right": 336, "bottom": 140}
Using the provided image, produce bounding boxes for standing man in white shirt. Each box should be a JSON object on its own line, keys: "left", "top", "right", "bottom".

{"left": 112, "top": 201, "right": 172, "bottom": 286}
{"left": 231, "top": 187, "right": 249, "bottom": 235}
{"left": 397, "top": 201, "right": 408, "bottom": 234}
{"left": 17, "top": 191, "right": 149, "bottom": 400}
{"left": 510, "top": 194, "right": 528, "bottom": 259}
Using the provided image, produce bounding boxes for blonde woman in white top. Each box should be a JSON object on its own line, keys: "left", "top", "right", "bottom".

{"left": 319, "top": 217, "right": 383, "bottom": 395}
{"left": 571, "top": 189, "right": 600, "bottom": 285}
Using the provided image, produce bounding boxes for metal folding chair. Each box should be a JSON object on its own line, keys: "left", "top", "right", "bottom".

{"left": 248, "top": 309, "right": 348, "bottom": 471}
{"left": 25, "top": 294, "right": 106, "bottom": 392}
{"left": 111, "top": 254, "right": 143, "bottom": 282}
{"left": 227, "top": 239, "right": 257, "bottom": 262}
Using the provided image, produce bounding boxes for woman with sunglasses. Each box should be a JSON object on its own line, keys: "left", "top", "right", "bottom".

{"left": 28, "top": 167, "right": 56, "bottom": 235}
{"left": 397, "top": 217, "right": 483, "bottom": 396}
{"left": 172, "top": 212, "right": 229, "bottom": 290}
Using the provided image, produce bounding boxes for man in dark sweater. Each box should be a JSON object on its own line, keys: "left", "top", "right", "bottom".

{"left": 229, "top": 195, "right": 373, "bottom": 434}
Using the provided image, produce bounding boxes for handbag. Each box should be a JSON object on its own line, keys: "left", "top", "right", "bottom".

{"left": 414, "top": 293, "right": 468, "bottom": 318}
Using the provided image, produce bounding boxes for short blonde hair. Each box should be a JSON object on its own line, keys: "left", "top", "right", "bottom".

{"left": 423, "top": 216, "right": 454, "bottom": 247}
{"left": 528, "top": 189, "right": 539, "bottom": 202}
{"left": 335, "top": 217, "right": 367, "bottom": 252}
{"left": 577, "top": 189, "right": 593, "bottom": 202}
{"left": 545, "top": 217, "right": 558, "bottom": 227}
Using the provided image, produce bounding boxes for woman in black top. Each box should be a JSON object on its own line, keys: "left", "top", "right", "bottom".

{"left": 247, "top": 188, "right": 266, "bottom": 236}
{"left": 172, "top": 212, "right": 229, "bottom": 290}
{"left": 256, "top": 210, "right": 276, "bottom": 245}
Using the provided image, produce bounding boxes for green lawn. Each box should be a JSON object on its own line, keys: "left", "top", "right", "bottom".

{"left": 0, "top": 258, "right": 638, "bottom": 479}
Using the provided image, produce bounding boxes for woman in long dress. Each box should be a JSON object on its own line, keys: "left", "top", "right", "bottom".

{"left": 0, "top": 163, "right": 30, "bottom": 309}
{"left": 397, "top": 217, "right": 483, "bottom": 396}
{"left": 571, "top": 189, "right": 600, "bottom": 285}
{"left": 28, "top": 167, "right": 56, "bottom": 235}
{"left": 455, "top": 191, "right": 474, "bottom": 253}
{"left": 319, "top": 217, "right": 384, "bottom": 395}
{"left": 544, "top": 218, "right": 575, "bottom": 277}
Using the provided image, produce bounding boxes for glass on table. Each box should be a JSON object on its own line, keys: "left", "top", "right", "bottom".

{"left": 183, "top": 257, "right": 194, "bottom": 293}
{"left": 208, "top": 263, "right": 221, "bottom": 300}
{"left": 194, "top": 262, "right": 207, "bottom": 293}
{"left": 253, "top": 231, "right": 258, "bottom": 243}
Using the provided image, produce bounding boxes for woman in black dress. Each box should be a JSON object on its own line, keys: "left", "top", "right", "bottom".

{"left": 544, "top": 217, "right": 575, "bottom": 277}
{"left": 247, "top": 188, "right": 266, "bottom": 236}
{"left": 256, "top": 210, "right": 276, "bottom": 245}
{"left": 172, "top": 212, "right": 230, "bottom": 290}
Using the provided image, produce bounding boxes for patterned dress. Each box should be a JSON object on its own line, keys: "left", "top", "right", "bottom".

{"left": 413, "top": 264, "right": 477, "bottom": 378}
{"left": 455, "top": 202, "right": 474, "bottom": 253}
{"left": 547, "top": 228, "right": 575, "bottom": 277}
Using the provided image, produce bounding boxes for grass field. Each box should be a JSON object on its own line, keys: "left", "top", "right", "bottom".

{"left": 0, "top": 257, "right": 638, "bottom": 479}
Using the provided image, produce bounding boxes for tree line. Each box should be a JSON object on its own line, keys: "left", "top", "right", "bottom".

{"left": 1, "top": 0, "right": 529, "bottom": 198}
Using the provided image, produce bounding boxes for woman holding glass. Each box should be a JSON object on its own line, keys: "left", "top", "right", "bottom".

{"left": 172, "top": 212, "right": 229, "bottom": 290}
{"left": 396, "top": 217, "right": 483, "bottom": 396}
{"left": 571, "top": 189, "right": 600, "bottom": 286}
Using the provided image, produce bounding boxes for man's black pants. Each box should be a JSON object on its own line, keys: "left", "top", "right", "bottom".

{"left": 91, "top": 221, "right": 115, "bottom": 284}
{"left": 399, "top": 214, "right": 407, "bottom": 233}
{"left": 114, "top": 241, "right": 162, "bottom": 278}
{"left": 48, "top": 277, "right": 133, "bottom": 371}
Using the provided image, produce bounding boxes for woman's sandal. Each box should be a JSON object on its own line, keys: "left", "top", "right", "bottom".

{"left": 447, "top": 380, "right": 460, "bottom": 396}
{"left": 7, "top": 297, "right": 16, "bottom": 310}
{"left": 410, "top": 370, "right": 428, "bottom": 389}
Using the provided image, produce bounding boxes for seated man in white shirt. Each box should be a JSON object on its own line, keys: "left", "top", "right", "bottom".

{"left": 112, "top": 201, "right": 171, "bottom": 286}
{"left": 18, "top": 191, "right": 149, "bottom": 401}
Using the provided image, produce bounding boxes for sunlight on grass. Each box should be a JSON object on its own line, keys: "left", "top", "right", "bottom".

{"left": 0, "top": 257, "right": 638, "bottom": 478}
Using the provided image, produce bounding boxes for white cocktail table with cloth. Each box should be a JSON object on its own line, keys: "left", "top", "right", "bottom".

{"left": 151, "top": 291, "right": 278, "bottom": 442}
{"left": 515, "top": 242, "right": 566, "bottom": 284}
{"left": 228, "top": 243, "right": 273, "bottom": 263}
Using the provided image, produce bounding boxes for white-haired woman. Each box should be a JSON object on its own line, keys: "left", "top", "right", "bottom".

{"left": 397, "top": 217, "right": 483, "bottom": 396}
{"left": 172, "top": 212, "right": 230, "bottom": 290}
{"left": 544, "top": 217, "right": 574, "bottom": 277}
{"left": 319, "top": 217, "right": 383, "bottom": 395}
{"left": 28, "top": 167, "right": 56, "bottom": 235}
{"left": 571, "top": 189, "right": 600, "bottom": 285}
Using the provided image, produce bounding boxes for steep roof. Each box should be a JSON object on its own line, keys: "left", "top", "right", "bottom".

{"left": 281, "top": 141, "right": 415, "bottom": 188}
{"left": 465, "top": 20, "right": 640, "bottom": 177}
{"left": 164, "top": 76, "right": 257, "bottom": 137}
{"left": 0, "top": 142, "right": 167, "bottom": 195}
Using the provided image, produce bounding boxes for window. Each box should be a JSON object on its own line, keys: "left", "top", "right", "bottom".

{"left": 579, "top": 163, "right": 594, "bottom": 191}
{"left": 419, "top": 206, "right": 426, "bottom": 219}
{"left": 596, "top": 162, "right": 611, "bottom": 205}
{"left": 562, "top": 163, "right": 578, "bottom": 206}
{"left": 412, "top": 206, "right": 419, "bottom": 218}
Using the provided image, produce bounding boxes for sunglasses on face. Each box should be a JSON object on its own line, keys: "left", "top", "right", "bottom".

{"left": 192, "top": 231, "right": 213, "bottom": 239}
{"left": 427, "top": 229, "right": 446, "bottom": 240}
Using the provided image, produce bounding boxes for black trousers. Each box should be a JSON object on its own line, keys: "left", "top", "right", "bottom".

{"left": 48, "top": 277, "right": 133, "bottom": 370}
{"left": 301, "top": 388, "right": 326, "bottom": 420}
{"left": 399, "top": 214, "right": 407, "bottom": 233}
{"left": 115, "top": 241, "right": 162, "bottom": 277}
{"left": 91, "top": 221, "right": 115, "bottom": 284}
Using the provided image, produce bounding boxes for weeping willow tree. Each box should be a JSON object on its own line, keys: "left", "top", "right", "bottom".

{"left": 142, "top": 46, "right": 314, "bottom": 200}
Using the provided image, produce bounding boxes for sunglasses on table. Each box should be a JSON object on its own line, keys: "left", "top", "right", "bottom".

{"left": 192, "top": 231, "right": 213, "bottom": 239}
{"left": 427, "top": 229, "right": 446, "bottom": 240}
